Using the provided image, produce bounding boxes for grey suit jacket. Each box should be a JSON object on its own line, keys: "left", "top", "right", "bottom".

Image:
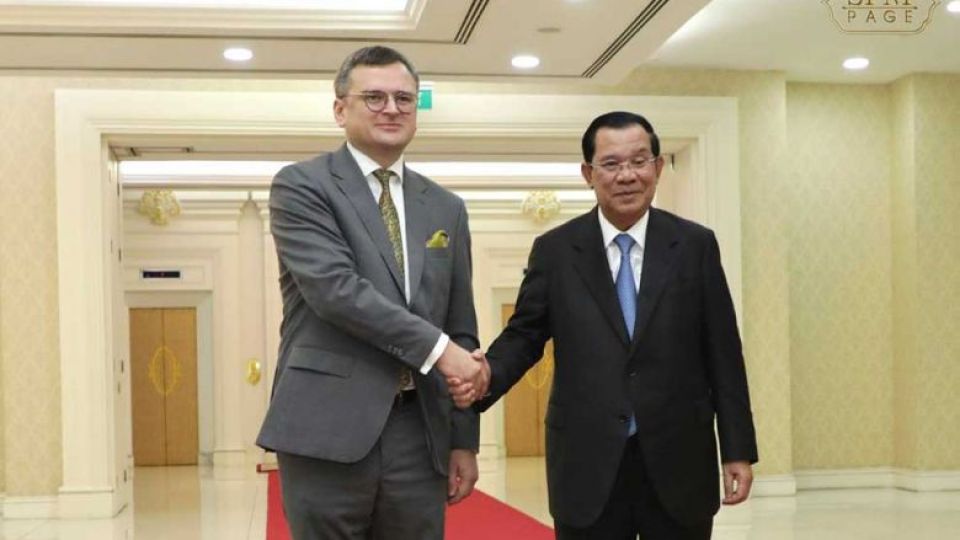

{"left": 257, "top": 144, "right": 480, "bottom": 475}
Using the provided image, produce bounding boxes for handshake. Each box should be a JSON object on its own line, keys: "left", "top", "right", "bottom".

{"left": 435, "top": 341, "right": 491, "bottom": 408}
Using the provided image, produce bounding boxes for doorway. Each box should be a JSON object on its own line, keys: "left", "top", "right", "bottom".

{"left": 130, "top": 307, "right": 199, "bottom": 466}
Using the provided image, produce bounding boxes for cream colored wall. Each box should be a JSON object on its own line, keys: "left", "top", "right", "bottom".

{"left": 893, "top": 74, "right": 960, "bottom": 470}
{"left": 891, "top": 76, "right": 920, "bottom": 471}
{"left": 786, "top": 83, "right": 895, "bottom": 469}
{"left": 616, "top": 69, "right": 794, "bottom": 476}
{"left": 1, "top": 78, "right": 65, "bottom": 497}
{"left": 912, "top": 74, "right": 960, "bottom": 470}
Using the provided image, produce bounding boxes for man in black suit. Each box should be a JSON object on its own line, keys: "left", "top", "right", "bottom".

{"left": 453, "top": 111, "right": 758, "bottom": 539}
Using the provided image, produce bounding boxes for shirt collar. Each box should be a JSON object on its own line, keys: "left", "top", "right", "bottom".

{"left": 598, "top": 208, "right": 649, "bottom": 251}
{"left": 346, "top": 142, "right": 405, "bottom": 183}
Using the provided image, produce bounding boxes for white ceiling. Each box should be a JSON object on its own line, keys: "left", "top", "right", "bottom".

{"left": 0, "top": 0, "right": 709, "bottom": 84}
{"left": 1, "top": 0, "right": 957, "bottom": 84}
{"left": 650, "top": 0, "right": 960, "bottom": 84}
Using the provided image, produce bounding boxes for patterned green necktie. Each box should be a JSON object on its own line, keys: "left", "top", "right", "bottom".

{"left": 373, "top": 168, "right": 405, "bottom": 279}
{"left": 372, "top": 168, "right": 413, "bottom": 390}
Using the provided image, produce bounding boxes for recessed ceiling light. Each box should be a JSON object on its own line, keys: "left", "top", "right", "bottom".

{"left": 948, "top": 1, "right": 960, "bottom": 13}
{"left": 843, "top": 57, "right": 870, "bottom": 70}
{"left": 511, "top": 55, "right": 540, "bottom": 69}
{"left": 223, "top": 47, "right": 253, "bottom": 62}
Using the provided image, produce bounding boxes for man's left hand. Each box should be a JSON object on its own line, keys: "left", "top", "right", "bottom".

{"left": 447, "top": 449, "right": 479, "bottom": 504}
{"left": 721, "top": 461, "right": 753, "bottom": 505}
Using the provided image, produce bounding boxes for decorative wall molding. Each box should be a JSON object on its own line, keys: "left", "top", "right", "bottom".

{"left": 0, "top": 0, "right": 428, "bottom": 33}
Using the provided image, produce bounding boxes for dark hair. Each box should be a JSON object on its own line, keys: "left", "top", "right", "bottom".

{"left": 581, "top": 111, "right": 660, "bottom": 162}
{"left": 334, "top": 46, "right": 420, "bottom": 98}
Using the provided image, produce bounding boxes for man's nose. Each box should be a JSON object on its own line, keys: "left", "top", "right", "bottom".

{"left": 381, "top": 95, "right": 401, "bottom": 114}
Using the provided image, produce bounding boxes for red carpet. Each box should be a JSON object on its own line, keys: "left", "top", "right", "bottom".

{"left": 266, "top": 471, "right": 554, "bottom": 539}
{"left": 266, "top": 470, "right": 291, "bottom": 540}
{"left": 443, "top": 488, "right": 554, "bottom": 540}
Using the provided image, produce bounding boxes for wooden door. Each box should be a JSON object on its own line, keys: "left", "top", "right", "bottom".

{"left": 502, "top": 304, "right": 554, "bottom": 457}
{"left": 130, "top": 308, "right": 199, "bottom": 466}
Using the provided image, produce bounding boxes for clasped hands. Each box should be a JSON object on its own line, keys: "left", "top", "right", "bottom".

{"left": 435, "top": 342, "right": 490, "bottom": 408}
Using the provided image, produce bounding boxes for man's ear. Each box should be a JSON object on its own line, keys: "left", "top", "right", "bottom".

{"left": 333, "top": 98, "right": 347, "bottom": 128}
{"left": 581, "top": 162, "right": 594, "bottom": 189}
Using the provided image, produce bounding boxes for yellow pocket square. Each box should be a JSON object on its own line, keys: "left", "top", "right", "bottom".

{"left": 426, "top": 230, "right": 449, "bottom": 249}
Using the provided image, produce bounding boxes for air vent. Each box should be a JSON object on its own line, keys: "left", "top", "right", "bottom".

{"left": 581, "top": 0, "right": 670, "bottom": 78}
{"left": 141, "top": 270, "right": 182, "bottom": 279}
{"left": 113, "top": 146, "right": 194, "bottom": 158}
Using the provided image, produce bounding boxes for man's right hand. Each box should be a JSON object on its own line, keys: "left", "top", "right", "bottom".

{"left": 436, "top": 342, "right": 482, "bottom": 404}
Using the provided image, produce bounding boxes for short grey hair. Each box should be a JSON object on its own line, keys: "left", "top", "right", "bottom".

{"left": 334, "top": 46, "right": 420, "bottom": 98}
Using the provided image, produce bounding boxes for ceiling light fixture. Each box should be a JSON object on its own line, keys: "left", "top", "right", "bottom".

{"left": 843, "top": 57, "right": 870, "bottom": 70}
{"left": 948, "top": 1, "right": 960, "bottom": 13}
{"left": 511, "top": 54, "right": 541, "bottom": 69}
{"left": 223, "top": 47, "right": 253, "bottom": 62}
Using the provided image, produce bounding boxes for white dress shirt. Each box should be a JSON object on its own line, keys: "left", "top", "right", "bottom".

{"left": 597, "top": 209, "right": 649, "bottom": 293}
{"left": 347, "top": 143, "right": 448, "bottom": 374}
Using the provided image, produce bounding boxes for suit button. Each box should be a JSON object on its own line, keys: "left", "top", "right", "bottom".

{"left": 618, "top": 415, "right": 629, "bottom": 423}
{"left": 628, "top": 371, "right": 637, "bottom": 377}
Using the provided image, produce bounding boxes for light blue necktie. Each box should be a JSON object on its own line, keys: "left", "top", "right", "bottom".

{"left": 614, "top": 233, "right": 638, "bottom": 437}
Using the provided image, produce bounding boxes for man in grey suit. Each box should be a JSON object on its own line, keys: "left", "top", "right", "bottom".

{"left": 257, "top": 46, "right": 487, "bottom": 540}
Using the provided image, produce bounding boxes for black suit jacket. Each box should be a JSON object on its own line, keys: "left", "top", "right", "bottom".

{"left": 479, "top": 207, "right": 758, "bottom": 527}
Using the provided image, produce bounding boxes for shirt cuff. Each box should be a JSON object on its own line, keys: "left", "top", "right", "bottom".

{"left": 421, "top": 333, "right": 449, "bottom": 374}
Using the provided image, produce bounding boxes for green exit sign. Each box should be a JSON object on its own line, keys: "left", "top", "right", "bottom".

{"left": 418, "top": 87, "right": 433, "bottom": 110}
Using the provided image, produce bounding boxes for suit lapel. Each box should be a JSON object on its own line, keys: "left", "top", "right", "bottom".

{"left": 403, "top": 168, "right": 429, "bottom": 303}
{"left": 630, "top": 208, "right": 681, "bottom": 352}
{"left": 329, "top": 145, "right": 405, "bottom": 297}
{"left": 571, "top": 209, "right": 631, "bottom": 347}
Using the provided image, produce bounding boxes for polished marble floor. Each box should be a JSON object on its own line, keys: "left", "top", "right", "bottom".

{"left": 2, "top": 458, "right": 959, "bottom": 539}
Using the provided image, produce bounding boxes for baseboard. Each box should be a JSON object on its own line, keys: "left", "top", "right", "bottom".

{"left": 58, "top": 487, "right": 125, "bottom": 519}
{"left": 895, "top": 469, "right": 960, "bottom": 491}
{"left": 795, "top": 467, "right": 894, "bottom": 490}
{"left": 198, "top": 451, "right": 214, "bottom": 467}
{"left": 2, "top": 495, "right": 58, "bottom": 519}
{"left": 477, "top": 442, "right": 504, "bottom": 460}
{"left": 212, "top": 448, "right": 248, "bottom": 468}
{"left": 751, "top": 474, "right": 797, "bottom": 496}
{"left": 795, "top": 468, "right": 960, "bottom": 492}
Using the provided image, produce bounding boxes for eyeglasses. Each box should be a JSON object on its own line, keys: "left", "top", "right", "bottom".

{"left": 588, "top": 155, "right": 660, "bottom": 175}
{"left": 343, "top": 91, "right": 418, "bottom": 113}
